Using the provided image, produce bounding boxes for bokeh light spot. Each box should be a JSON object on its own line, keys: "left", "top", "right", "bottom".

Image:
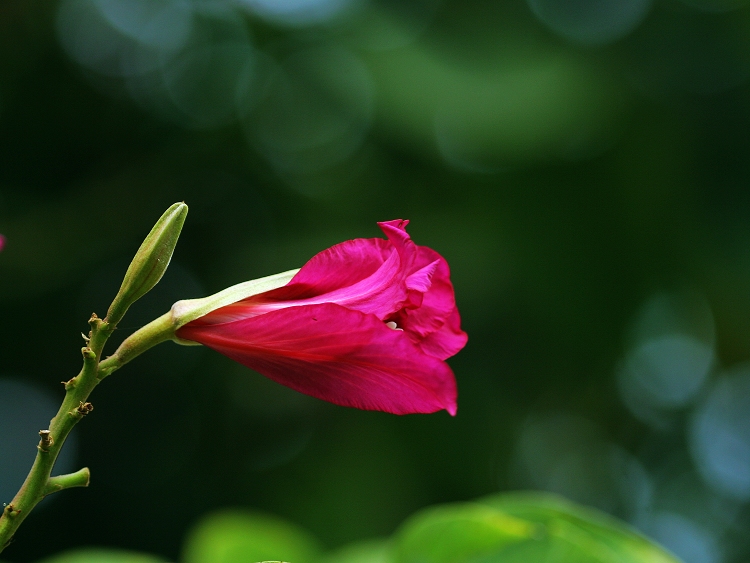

{"left": 623, "top": 335, "right": 713, "bottom": 408}
{"left": 512, "top": 413, "right": 651, "bottom": 517}
{"left": 163, "top": 40, "right": 256, "bottom": 129}
{"left": 527, "top": 0, "right": 652, "bottom": 45}
{"left": 57, "top": 0, "right": 132, "bottom": 77}
{"left": 344, "top": 0, "right": 442, "bottom": 52}
{"left": 617, "top": 291, "right": 715, "bottom": 426}
{"left": 691, "top": 366, "right": 750, "bottom": 500}
{"left": 645, "top": 512, "right": 720, "bottom": 563}
{"left": 239, "top": 0, "right": 358, "bottom": 27}
{"left": 243, "top": 45, "right": 374, "bottom": 174}
{"left": 93, "top": 0, "right": 194, "bottom": 50}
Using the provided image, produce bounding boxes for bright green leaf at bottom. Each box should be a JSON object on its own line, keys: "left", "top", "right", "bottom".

{"left": 323, "top": 538, "right": 392, "bottom": 563}
{"left": 393, "top": 493, "right": 682, "bottom": 563}
{"left": 394, "top": 503, "right": 537, "bottom": 563}
{"left": 478, "top": 492, "right": 681, "bottom": 563}
{"left": 181, "top": 510, "right": 323, "bottom": 563}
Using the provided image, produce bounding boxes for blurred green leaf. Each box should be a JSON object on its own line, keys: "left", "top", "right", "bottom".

{"left": 392, "top": 493, "right": 681, "bottom": 563}
{"left": 393, "top": 502, "right": 536, "bottom": 563}
{"left": 35, "top": 549, "right": 169, "bottom": 563}
{"left": 323, "top": 539, "right": 392, "bottom": 563}
{"left": 181, "top": 510, "right": 323, "bottom": 563}
{"left": 478, "top": 492, "right": 682, "bottom": 563}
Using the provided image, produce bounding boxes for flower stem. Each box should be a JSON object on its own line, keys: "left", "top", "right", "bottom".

{"left": 98, "top": 312, "right": 174, "bottom": 378}
{"left": 0, "top": 311, "right": 176, "bottom": 553}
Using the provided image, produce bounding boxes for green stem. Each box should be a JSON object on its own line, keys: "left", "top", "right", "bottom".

{"left": 44, "top": 469, "right": 91, "bottom": 497}
{"left": 98, "top": 312, "right": 174, "bottom": 379}
{"left": 0, "top": 312, "right": 176, "bottom": 553}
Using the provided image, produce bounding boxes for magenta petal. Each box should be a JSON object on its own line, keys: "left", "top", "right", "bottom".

{"left": 280, "top": 237, "right": 391, "bottom": 298}
{"left": 395, "top": 247, "right": 457, "bottom": 340}
{"left": 242, "top": 226, "right": 418, "bottom": 320}
{"left": 377, "top": 219, "right": 411, "bottom": 248}
{"left": 177, "top": 303, "right": 458, "bottom": 415}
{"left": 405, "top": 260, "right": 439, "bottom": 293}
{"left": 418, "top": 306, "right": 468, "bottom": 360}
{"left": 286, "top": 221, "right": 412, "bottom": 297}
{"left": 240, "top": 249, "right": 407, "bottom": 320}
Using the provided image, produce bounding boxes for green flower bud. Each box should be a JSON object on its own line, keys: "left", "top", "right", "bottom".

{"left": 106, "top": 202, "right": 188, "bottom": 325}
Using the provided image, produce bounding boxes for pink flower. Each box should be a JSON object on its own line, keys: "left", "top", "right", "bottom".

{"left": 0, "top": 235, "right": 5, "bottom": 252}
{"left": 176, "top": 220, "right": 467, "bottom": 415}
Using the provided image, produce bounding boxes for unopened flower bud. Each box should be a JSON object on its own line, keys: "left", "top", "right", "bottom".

{"left": 106, "top": 202, "right": 188, "bottom": 325}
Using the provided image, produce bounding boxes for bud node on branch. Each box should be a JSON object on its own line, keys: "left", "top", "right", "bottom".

{"left": 3, "top": 506, "right": 20, "bottom": 517}
{"left": 76, "top": 402, "right": 94, "bottom": 417}
{"left": 62, "top": 377, "right": 77, "bottom": 390}
{"left": 37, "top": 430, "right": 53, "bottom": 453}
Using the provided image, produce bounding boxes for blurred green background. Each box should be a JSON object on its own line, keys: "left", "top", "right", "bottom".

{"left": 2, "top": 0, "right": 750, "bottom": 562}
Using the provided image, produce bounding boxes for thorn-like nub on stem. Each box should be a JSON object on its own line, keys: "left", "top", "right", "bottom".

{"left": 37, "top": 431, "right": 53, "bottom": 453}
{"left": 76, "top": 402, "right": 94, "bottom": 417}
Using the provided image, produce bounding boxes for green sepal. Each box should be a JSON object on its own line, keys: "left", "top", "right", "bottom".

{"left": 169, "top": 269, "right": 298, "bottom": 344}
